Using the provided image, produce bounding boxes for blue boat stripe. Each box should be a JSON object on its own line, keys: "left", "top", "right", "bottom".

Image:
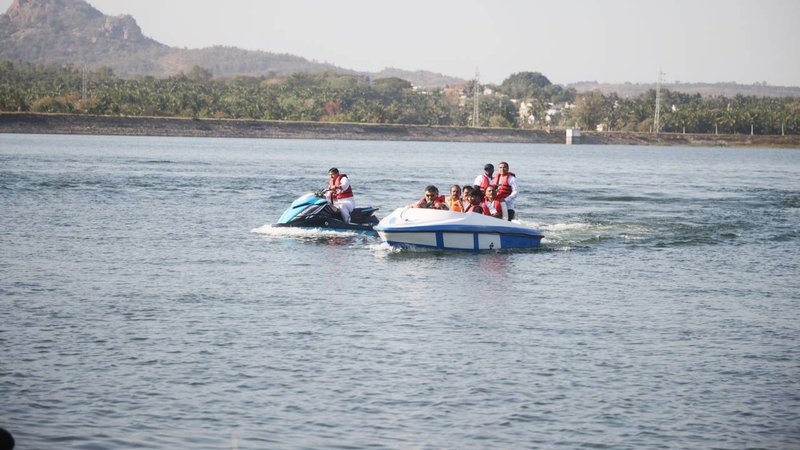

{"left": 473, "top": 233, "right": 479, "bottom": 250}
{"left": 375, "top": 224, "right": 542, "bottom": 237}
{"left": 436, "top": 232, "right": 444, "bottom": 248}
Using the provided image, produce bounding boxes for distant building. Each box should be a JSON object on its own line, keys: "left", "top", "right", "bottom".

{"left": 518, "top": 101, "right": 535, "bottom": 125}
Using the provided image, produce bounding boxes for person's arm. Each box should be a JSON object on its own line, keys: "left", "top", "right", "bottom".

{"left": 506, "top": 176, "right": 519, "bottom": 202}
{"left": 409, "top": 197, "right": 425, "bottom": 208}
{"left": 338, "top": 176, "right": 351, "bottom": 193}
{"left": 493, "top": 201, "right": 503, "bottom": 219}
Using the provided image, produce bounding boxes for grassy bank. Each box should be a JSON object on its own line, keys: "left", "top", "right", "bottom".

{"left": 1, "top": 113, "right": 798, "bottom": 148}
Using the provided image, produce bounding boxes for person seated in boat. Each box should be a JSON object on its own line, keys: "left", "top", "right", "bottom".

{"left": 326, "top": 167, "right": 355, "bottom": 223}
{"left": 461, "top": 185, "right": 474, "bottom": 211}
{"left": 409, "top": 185, "right": 449, "bottom": 210}
{"left": 483, "top": 185, "right": 508, "bottom": 220}
{"left": 446, "top": 184, "right": 463, "bottom": 212}
{"left": 473, "top": 163, "right": 495, "bottom": 194}
{"left": 464, "top": 189, "right": 486, "bottom": 214}
{"left": 492, "top": 161, "right": 518, "bottom": 221}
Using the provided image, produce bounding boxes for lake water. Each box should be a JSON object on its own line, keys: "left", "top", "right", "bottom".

{"left": 1, "top": 134, "right": 799, "bottom": 449}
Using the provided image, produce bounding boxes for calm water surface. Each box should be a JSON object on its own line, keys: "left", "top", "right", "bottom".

{"left": 1, "top": 134, "right": 799, "bottom": 449}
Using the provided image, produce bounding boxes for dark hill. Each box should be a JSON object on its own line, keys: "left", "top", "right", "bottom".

{"left": 0, "top": 0, "right": 170, "bottom": 73}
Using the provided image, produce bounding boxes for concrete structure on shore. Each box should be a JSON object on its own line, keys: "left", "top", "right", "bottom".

{"left": 566, "top": 128, "right": 581, "bottom": 145}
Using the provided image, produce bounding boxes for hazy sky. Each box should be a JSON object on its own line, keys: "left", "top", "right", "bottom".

{"left": 3, "top": 0, "right": 799, "bottom": 85}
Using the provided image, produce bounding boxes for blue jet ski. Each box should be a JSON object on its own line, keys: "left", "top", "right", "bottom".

{"left": 274, "top": 191, "right": 380, "bottom": 234}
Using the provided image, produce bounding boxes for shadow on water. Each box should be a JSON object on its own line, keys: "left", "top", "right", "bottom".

{"left": 369, "top": 243, "right": 554, "bottom": 259}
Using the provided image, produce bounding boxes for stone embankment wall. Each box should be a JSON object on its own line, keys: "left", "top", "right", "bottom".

{"left": 580, "top": 130, "right": 799, "bottom": 148}
{"left": 0, "top": 113, "right": 562, "bottom": 143}
{"left": 1, "top": 113, "right": 798, "bottom": 148}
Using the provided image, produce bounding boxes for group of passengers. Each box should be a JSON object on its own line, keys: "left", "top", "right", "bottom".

{"left": 325, "top": 163, "right": 518, "bottom": 224}
{"left": 408, "top": 162, "right": 518, "bottom": 221}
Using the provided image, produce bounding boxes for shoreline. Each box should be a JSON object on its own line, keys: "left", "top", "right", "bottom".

{"left": 1, "top": 112, "right": 798, "bottom": 148}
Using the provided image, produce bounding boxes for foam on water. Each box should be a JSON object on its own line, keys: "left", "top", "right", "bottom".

{"left": 250, "top": 223, "right": 360, "bottom": 238}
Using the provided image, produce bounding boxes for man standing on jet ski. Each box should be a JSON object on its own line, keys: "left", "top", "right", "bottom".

{"left": 327, "top": 168, "right": 355, "bottom": 224}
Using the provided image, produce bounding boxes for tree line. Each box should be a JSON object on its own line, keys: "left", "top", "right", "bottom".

{"left": 1, "top": 61, "right": 797, "bottom": 135}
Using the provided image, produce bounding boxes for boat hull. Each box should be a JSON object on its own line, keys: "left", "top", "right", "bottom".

{"left": 375, "top": 208, "right": 543, "bottom": 251}
{"left": 378, "top": 230, "right": 542, "bottom": 250}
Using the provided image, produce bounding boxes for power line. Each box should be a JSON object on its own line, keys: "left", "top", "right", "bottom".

{"left": 82, "top": 64, "right": 87, "bottom": 101}
{"left": 472, "top": 68, "right": 480, "bottom": 128}
{"left": 653, "top": 68, "right": 664, "bottom": 134}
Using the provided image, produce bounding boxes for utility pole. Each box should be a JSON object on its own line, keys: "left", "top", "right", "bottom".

{"left": 653, "top": 68, "right": 664, "bottom": 134}
{"left": 472, "top": 68, "right": 480, "bottom": 128}
{"left": 81, "top": 64, "right": 87, "bottom": 102}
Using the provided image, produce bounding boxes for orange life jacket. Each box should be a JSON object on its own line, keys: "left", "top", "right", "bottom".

{"left": 446, "top": 197, "right": 463, "bottom": 212}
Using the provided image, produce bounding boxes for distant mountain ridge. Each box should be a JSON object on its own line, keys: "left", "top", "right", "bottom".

{"left": 0, "top": 0, "right": 465, "bottom": 88}
{"left": 568, "top": 81, "right": 800, "bottom": 99}
{"left": 2, "top": 0, "right": 797, "bottom": 96}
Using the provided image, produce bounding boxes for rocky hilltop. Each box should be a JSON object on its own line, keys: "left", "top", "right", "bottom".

{"left": 0, "top": 0, "right": 464, "bottom": 88}
{"left": 0, "top": 0, "right": 167, "bottom": 70}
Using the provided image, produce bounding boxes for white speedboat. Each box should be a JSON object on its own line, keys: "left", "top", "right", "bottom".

{"left": 374, "top": 208, "right": 544, "bottom": 251}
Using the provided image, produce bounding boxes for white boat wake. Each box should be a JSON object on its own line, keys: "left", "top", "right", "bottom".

{"left": 250, "top": 224, "right": 363, "bottom": 238}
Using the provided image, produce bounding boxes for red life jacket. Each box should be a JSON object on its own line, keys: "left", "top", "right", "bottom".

{"left": 478, "top": 173, "right": 492, "bottom": 191}
{"left": 465, "top": 204, "right": 484, "bottom": 214}
{"left": 417, "top": 195, "right": 447, "bottom": 209}
{"left": 484, "top": 199, "right": 503, "bottom": 217}
{"left": 492, "top": 172, "right": 516, "bottom": 200}
{"left": 328, "top": 174, "right": 353, "bottom": 199}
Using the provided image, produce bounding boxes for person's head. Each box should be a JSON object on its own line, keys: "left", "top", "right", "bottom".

{"left": 484, "top": 163, "right": 494, "bottom": 177}
{"left": 462, "top": 185, "right": 474, "bottom": 198}
{"left": 468, "top": 189, "right": 483, "bottom": 205}
{"left": 424, "top": 185, "right": 439, "bottom": 200}
{"left": 0, "top": 427, "right": 14, "bottom": 450}
{"left": 485, "top": 185, "right": 496, "bottom": 200}
{"left": 328, "top": 168, "right": 339, "bottom": 179}
{"left": 450, "top": 184, "right": 461, "bottom": 199}
{"left": 497, "top": 161, "right": 509, "bottom": 175}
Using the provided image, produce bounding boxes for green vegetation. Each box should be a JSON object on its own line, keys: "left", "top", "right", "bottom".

{"left": 1, "top": 62, "right": 798, "bottom": 135}
{"left": 569, "top": 89, "right": 800, "bottom": 135}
